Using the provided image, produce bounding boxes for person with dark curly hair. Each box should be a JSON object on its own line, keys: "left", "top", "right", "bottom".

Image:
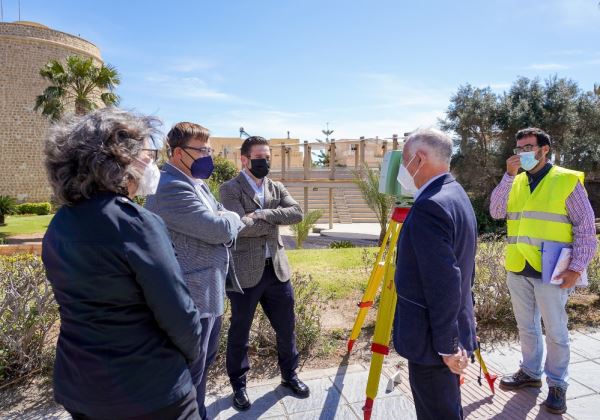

{"left": 42, "top": 108, "right": 204, "bottom": 419}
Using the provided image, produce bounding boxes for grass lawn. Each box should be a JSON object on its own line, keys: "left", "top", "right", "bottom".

{"left": 287, "top": 247, "right": 378, "bottom": 298}
{"left": 0, "top": 215, "right": 54, "bottom": 241}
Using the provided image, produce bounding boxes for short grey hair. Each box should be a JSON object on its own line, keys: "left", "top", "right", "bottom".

{"left": 44, "top": 108, "right": 162, "bottom": 206}
{"left": 405, "top": 128, "right": 453, "bottom": 165}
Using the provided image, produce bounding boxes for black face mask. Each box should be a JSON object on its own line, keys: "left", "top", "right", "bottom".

{"left": 249, "top": 158, "right": 270, "bottom": 179}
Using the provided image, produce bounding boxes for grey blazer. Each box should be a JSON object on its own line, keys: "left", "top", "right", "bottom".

{"left": 220, "top": 173, "right": 303, "bottom": 289}
{"left": 145, "top": 163, "right": 245, "bottom": 317}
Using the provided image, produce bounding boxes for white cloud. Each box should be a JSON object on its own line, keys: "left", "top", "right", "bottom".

{"left": 168, "top": 58, "right": 217, "bottom": 73}
{"left": 145, "top": 74, "right": 237, "bottom": 101}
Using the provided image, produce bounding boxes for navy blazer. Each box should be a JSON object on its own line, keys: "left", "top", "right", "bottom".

{"left": 393, "top": 174, "right": 478, "bottom": 365}
{"left": 42, "top": 193, "right": 203, "bottom": 418}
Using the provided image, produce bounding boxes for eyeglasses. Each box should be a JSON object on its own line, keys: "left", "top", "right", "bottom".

{"left": 183, "top": 146, "right": 214, "bottom": 156}
{"left": 141, "top": 148, "right": 159, "bottom": 161}
{"left": 513, "top": 144, "right": 538, "bottom": 155}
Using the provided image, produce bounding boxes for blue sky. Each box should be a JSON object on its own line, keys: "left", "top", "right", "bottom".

{"left": 4, "top": 0, "right": 600, "bottom": 140}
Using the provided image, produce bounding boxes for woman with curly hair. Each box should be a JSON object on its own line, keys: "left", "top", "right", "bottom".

{"left": 42, "top": 108, "right": 203, "bottom": 419}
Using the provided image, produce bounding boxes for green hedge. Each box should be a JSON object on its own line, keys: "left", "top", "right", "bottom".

{"left": 15, "top": 202, "right": 52, "bottom": 215}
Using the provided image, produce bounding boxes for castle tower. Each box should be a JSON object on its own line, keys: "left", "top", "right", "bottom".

{"left": 0, "top": 21, "right": 102, "bottom": 202}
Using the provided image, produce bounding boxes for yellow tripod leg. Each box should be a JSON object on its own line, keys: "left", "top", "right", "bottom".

{"left": 347, "top": 221, "right": 396, "bottom": 352}
{"left": 363, "top": 223, "right": 401, "bottom": 420}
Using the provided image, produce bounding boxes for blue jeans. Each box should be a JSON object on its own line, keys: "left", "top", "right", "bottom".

{"left": 506, "top": 272, "right": 571, "bottom": 390}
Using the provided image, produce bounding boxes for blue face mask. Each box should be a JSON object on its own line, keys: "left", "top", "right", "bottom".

{"left": 519, "top": 151, "right": 539, "bottom": 172}
{"left": 182, "top": 149, "right": 214, "bottom": 179}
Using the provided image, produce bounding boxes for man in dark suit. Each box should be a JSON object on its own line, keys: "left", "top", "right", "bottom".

{"left": 393, "top": 128, "right": 478, "bottom": 420}
{"left": 219, "top": 136, "right": 308, "bottom": 411}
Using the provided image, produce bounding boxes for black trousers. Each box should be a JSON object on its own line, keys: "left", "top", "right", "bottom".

{"left": 226, "top": 263, "right": 299, "bottom": 390}
{"left": 408, "top": 361, "right": 463, "bottom": 420}
{"left": 68, "top": 387, "right": 200, "bottom": 420}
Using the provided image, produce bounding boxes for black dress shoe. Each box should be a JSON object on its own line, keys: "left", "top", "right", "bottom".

{"left": 232, "top": 387, "right": 251, "bottom": 411}
{"left": 499, "top": 369, "right": 542, "bottom": 391}
{"left": 281, "top": 378, "right": 310, "bottom": 398}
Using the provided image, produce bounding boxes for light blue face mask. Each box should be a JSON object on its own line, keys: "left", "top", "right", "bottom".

{"left": 519, "top": 151, "right": 539, "bottom": 171}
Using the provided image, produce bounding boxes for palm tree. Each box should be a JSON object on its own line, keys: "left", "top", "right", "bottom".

{"left": 353, "top": 164, "right": 395, "bottom": 244}
{"left": 34, "top": 55, "right": 120, "bottom": 121}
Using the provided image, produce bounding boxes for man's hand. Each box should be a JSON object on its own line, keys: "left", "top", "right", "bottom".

{"left": 506, "top": 155, "right": 521, "bottom": 177}
{"left": 246, "top": 211, "right": 267, "bottom": 221}
{"left": 442, "top": 349, "right": 469, "bottom": 375}
{"left": 553, "top": 269, "right": 580, "bottom": 289}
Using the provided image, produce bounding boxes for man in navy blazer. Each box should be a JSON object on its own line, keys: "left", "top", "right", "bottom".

{"left": 393, "top": 128, "right": 478, "bottom": 420}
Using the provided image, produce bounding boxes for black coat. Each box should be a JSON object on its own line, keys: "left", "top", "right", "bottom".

{"left": 42, "top": 192, "right": 202, "bottom": 418}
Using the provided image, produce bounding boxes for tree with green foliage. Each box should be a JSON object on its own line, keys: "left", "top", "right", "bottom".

{"left": 34, "top": 55, "right": 120, "bottom": 121}
{"left": 290, "top": 209, "right": 323, "bottom": 249}
{"left": 441, "top": 75, "right": 600, "bottom": 233}
{"left": 0, "top": 196, "right": 17, "bottom": 226}
{"left": 207, "top": 155, "right": 239, "bottom": 200}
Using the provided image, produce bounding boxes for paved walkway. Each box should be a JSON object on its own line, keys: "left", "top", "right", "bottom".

{"left": 5, "top": 330, "right": 599, "bottom": 419}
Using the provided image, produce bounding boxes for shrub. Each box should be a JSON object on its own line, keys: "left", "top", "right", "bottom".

{"left": 208, "top": 156, "right": 239, "bottom": 200}
{"left": 329, "top": 240, "right": 355, "bottom": 249}
{"left": 0, "top": 254, "right": 59, "bottom": 383}
{"left": 250, "top": 273, "right": 322, "bottom": 355}
{"left": 218, "top": 273, "right": 322, "bottom": 359}
{"left": 472, "top": 236, "right": 514, "bottom": 328}
{"left": 0, "top": 195, "right": 17, "bottom": 225}
{"left": 290, "top": 209, "right": 323, "bottom": 249}
{"left": 587, "top": 246, "right": 600, "bottom": 297}
{"left": 15, "top": 202, "right": 52, "bottom": 216}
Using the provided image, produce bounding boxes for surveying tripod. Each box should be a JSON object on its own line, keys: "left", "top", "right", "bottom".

{"left": 346, "top": 204, "right": 497, "bottom": 420}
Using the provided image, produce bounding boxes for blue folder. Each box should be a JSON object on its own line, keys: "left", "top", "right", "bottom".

{"left": 541, "top": 241, "right": 570, "bottom": 284}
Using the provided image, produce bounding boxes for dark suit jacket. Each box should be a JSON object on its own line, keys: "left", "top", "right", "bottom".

{"left": 393, "top": 174, "right": 478, "bottom": 365}
{"left": 220, "top": 173, "right": 303, "bottom": 289}
{"left": 42, "top": 193, "right": 202, "bottom": 418}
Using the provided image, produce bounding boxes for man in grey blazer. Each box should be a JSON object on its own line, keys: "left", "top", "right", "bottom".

{"left": 145, "top": 122, "right": 245, "bottom": 420}
{"left": 220, "top": 136, "right": 308, "bottom": 411}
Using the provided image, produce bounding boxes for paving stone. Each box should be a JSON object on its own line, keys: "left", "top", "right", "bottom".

{"left": 567, "top": 361, "right": 600, "bottom": 392}
{"left": 300, "top": 363, "right": 366, "bottom": 381}
{"left": 214, "top": 385, "right": 286, "bottom": 419}
{"left": 569, "top": 349, "right": 589, "bottom": 364}
{"left": 535, "top": 377, "right": 597, "bottom": 400}
{"left": 571, "top": 333, "right": 600, "bottom": 361}
{"left": 205, "top": 394, "right": 221, "bottom": 420}
{"left": 288, "top": 404, "right": 359, "bottom": 420}
{"left": 563, "top": 393, "right": 600, "bottom": 420}
{"left": 330, "top": 370, "right": 402, "bottom": 404}
{"left": 278, "top": 377, "right": 345, "bottom": 414}
{"left": 483, "top": 345, "right": 527, "bottom": 375}
{"left": 350, "top": 394, "right": 417, "bottom": 420}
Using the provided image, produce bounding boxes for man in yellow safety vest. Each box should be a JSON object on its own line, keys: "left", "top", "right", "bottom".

{"left": 490, "top": 127, "right": 597, "bottom": 415}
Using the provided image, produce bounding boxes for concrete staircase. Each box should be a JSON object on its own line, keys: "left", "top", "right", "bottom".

{"left": 284, "top": 183, "right": 378, "bottom": 224}
{"left": 284, "top": 185, "right": 340, "bottom": 224}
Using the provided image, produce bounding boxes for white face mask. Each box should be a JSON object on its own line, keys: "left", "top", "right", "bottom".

{"left": 135, "top": 161, "right": 160, "bottom": 196}
{"left": 397, "top": 154, "right": 421, "bottom": 196}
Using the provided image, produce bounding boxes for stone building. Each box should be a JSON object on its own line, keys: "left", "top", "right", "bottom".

{"left": 0, "top": 21, "right": 102, "bottom": 202}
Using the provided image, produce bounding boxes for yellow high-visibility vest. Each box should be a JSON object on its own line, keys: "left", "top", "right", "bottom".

{"left": 505, "top": 165, "right": 584, "bottom": 272}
